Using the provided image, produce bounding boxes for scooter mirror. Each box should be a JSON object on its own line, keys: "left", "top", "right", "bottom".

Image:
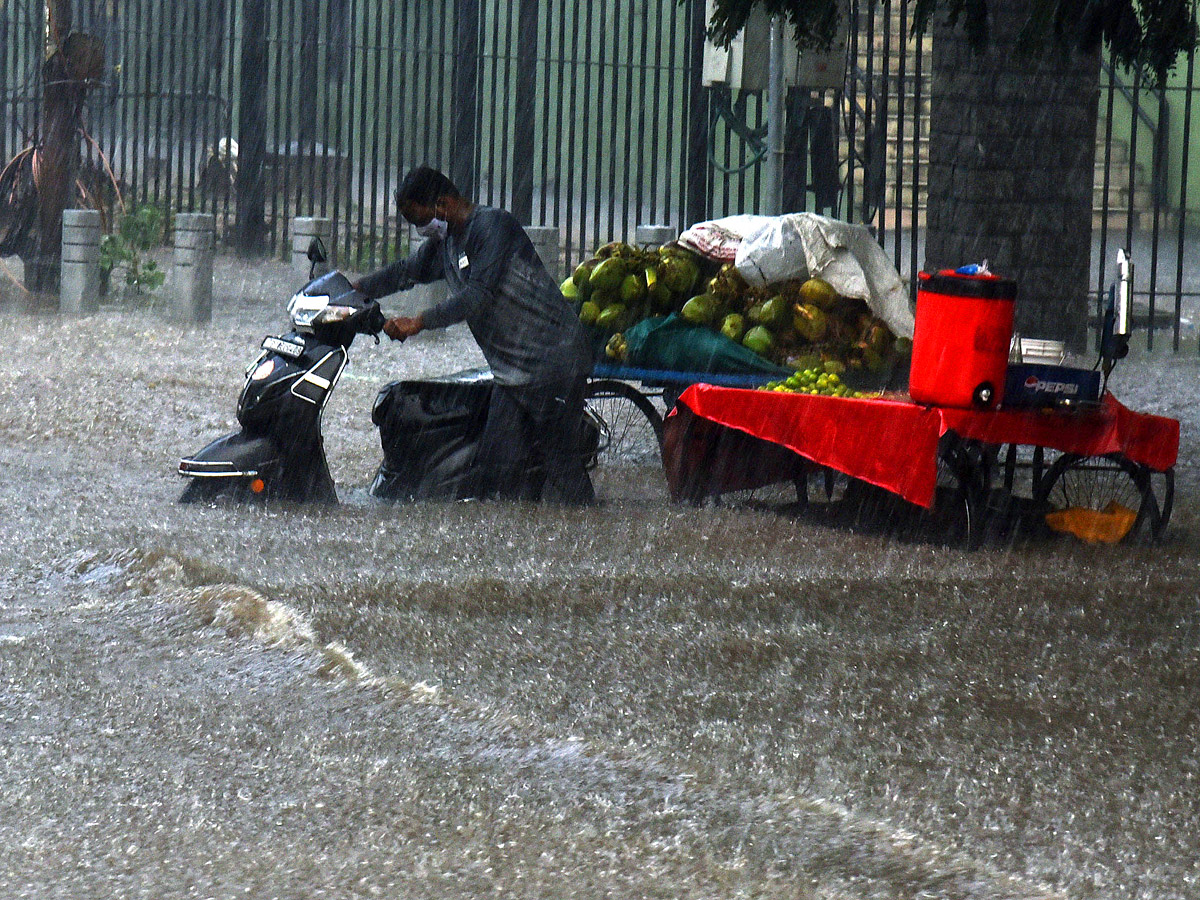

{"left": 307, "top": 237, "right": 328, "bottom": 264}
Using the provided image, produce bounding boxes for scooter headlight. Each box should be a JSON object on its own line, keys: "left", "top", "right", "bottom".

{"left": 250, "top": 358, "right": 277, "bottom": 381}
{"left": 288, "top": 293, "right": 330, "bottom": 328}
{"left": 312, "top": 304, "right": 355, "bottom": 324}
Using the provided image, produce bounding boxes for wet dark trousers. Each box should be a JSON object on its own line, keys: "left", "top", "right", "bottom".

{"left": 465, "top": 376, "right": 595, "bottom": 504}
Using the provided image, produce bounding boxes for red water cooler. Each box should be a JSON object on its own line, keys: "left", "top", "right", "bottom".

{"left": 909, "top": 270, "right": 1018, "bottom": 409}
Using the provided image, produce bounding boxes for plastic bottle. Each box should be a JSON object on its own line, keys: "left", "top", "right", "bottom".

{"left": 954, "top": 260, "right": 991, "bottom": 276}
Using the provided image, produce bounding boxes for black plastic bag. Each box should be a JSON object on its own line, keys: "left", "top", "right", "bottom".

{"left": 369, "top": 371, "right": 493, "bottom": 501}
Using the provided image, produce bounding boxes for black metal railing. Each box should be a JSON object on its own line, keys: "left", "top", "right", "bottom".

{"left": 1, "top": 0, "right": 1197, "bottom": 352}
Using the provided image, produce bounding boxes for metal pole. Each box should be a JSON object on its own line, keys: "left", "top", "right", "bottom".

{"left": 236, "top": 0, "right": 268, "bottom": 254}
{"left": 685, "top": 0, "right": 710, "bottom": 227}
{"left": 765, "top": 15, "right": 785, "bottom": 215}
{"left": 451, "top": 0, "right": 479, "bottom": 199}
{"left": 512, "top": 0, "right": 538, "bottom": 224}
{"left": 0, "top": 3, "right": 9, "bottom": 167}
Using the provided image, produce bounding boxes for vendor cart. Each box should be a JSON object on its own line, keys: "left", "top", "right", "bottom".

{"left": 660, "top": 385, "right": 1178, "bottom": 548}
{"left": 369, "top": 360, "right": 1175, "bottom": 547}
{"left": 586, "top": 246, "right": 1176, "bottom": 548}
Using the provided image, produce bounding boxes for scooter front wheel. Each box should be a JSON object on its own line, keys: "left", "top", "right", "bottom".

{"left": 180, "top": 478, "right": 222, "bottom": 504}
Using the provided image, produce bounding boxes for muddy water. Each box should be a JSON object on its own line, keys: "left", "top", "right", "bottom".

{"left": 0, "top": 258, "right": 1197, "bottom": 899}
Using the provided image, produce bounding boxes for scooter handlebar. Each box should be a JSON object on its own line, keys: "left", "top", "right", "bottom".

{"left": 363, "top": 301, "right": 388, "bottom": 337}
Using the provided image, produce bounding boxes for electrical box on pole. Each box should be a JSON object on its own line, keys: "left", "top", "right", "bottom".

{"left": 700, "top": 0, "right": 849, "bottom": 92}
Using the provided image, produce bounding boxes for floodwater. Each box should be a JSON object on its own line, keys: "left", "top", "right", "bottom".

{"left": 0, "top": 255, "right": 1197, "bottom": 899}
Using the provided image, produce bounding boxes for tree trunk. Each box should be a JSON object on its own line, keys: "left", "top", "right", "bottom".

{"left": 924, "top": 0, "right": 1100, "bottom": 351}
{"left": 28, "top": 0, "right": 83, "bottom": 301}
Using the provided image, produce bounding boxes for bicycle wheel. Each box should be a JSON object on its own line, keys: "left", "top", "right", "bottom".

{"left": 584, "top": 379, "right": 664, "bottom": 468}
{"left": 1034, "top": 453, "right": 1169, "bottom": 542}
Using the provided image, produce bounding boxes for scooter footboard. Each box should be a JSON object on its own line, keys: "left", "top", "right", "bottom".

{"left": 179, "top": 431, "right": 281, "bottom": 478}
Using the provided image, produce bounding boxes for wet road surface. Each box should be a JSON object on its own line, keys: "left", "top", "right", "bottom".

{"left": 0, "top": 255, "right": 1197, "bottom": 899}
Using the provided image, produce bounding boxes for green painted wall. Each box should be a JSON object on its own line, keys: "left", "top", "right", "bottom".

{"left": 1100, "top": 56, "right": 1200, "bottom": 219}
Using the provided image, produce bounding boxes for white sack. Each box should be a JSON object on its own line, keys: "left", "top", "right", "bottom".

{"left": 707, "top": 212, "right": 915, "bottom": 340}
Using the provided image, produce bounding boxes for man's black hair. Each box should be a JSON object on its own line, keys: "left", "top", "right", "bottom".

{"left": 394, "top": 166, "right": 461, "bottom": 208}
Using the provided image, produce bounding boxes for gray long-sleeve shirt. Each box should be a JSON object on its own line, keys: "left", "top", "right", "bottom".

{"left": 359, "top": 206, "right": 591, "bottom": 387}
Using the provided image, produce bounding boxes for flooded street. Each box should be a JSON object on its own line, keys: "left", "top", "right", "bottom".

{"left": 0, "top": 255, "right": 1197, "bottom": 899}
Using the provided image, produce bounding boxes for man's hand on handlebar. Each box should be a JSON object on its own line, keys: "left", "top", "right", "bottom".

{"left": 383, "top": 315, "right": 424, "bottom": 342}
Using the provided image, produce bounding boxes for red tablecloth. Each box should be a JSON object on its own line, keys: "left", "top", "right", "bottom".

{"left": 665, "top": 386, "right": 1179, "bottom": 508}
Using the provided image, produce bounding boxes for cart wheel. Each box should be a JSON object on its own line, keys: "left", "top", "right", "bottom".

{"left": 1034, "top": 453, "right": 1171, "bottom": 542}
{"left": 584, "top": 379, "right": 664, "bottom": 467}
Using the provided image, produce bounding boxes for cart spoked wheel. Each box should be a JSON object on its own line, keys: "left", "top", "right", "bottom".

{"left": 1034, "top": 453, "right": 1173, "bottom": 543}
{"left": 584, "top": 379, "right": 664, "bottom": 468}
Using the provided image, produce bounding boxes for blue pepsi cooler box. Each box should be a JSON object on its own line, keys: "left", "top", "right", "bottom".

{"left": 1003, "top": 363, "right": 1102, "bottom": 410}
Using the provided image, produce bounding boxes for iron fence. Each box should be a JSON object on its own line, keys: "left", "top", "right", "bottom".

{"left": 1, "top": 0, "right": 1197, "bottom": 351}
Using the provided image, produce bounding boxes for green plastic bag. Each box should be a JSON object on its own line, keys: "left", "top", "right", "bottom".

{"left": 622, "top": 314, "right": 791, "bottom": 376}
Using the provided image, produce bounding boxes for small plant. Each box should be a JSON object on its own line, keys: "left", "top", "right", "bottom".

{"left": 100, "top": 203, "right": 167, "bottom": 297}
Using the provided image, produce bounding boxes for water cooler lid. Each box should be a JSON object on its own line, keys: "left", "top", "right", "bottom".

{"left": 918, "top": 270, "right": 1018, "bottom": 300}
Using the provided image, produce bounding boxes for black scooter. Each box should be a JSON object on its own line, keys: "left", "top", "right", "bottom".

{"left": 179, "top": 239, "right": 600, "bottom": 505}
{"left": 178, "top": 240, "right": 386, "bottom": 503}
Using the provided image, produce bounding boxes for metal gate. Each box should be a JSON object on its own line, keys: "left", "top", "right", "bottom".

{"left": 1, "top": 0, "right": 1197, "bottom": 350}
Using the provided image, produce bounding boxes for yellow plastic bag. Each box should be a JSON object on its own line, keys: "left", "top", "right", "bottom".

{"left": 1045, "top": 502, "right": 1138, "bottom": 544}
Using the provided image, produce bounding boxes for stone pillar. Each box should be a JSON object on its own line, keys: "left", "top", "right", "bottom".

{"left": 60, "top": 209, "right": 102, "bottom": 315}
{"left": 172, "top": 213, "right": 215, "bottom": 324}
{"left": 525, "top": 225, "right": 561, "bottom": 281}
{"left": 292, "top": 216, "right": 332, "bottom": 277}
{"left": 635, "top": 224, "right": 677, "bottom": 247}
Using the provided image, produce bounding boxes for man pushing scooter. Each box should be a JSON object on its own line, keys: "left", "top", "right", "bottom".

{"left": 356, "top": 166, "right": 595, "bottom": 504}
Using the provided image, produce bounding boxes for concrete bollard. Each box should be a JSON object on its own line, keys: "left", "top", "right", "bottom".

{"left": 635, "top": 224, "right": 677, "bottom": 247}
{"left": 172, "top": 213, "right": 215, "bottom": 324}
{"left": 60, "top": 209, "right": 103, "bottom": 315}
{"left": 292, "top": 216, "right": 332, "bottom": 277}
{"left": 525, "top": 225, "right": 562, "bottom": 282}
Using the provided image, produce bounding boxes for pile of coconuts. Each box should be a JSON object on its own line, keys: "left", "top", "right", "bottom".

{"left": 562, "top": 240, "right": 910, "bottom": 375}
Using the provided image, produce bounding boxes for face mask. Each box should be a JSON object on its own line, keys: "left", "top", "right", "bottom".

{"left": 416, "top": 217, "right": 448, "bottom": 240}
